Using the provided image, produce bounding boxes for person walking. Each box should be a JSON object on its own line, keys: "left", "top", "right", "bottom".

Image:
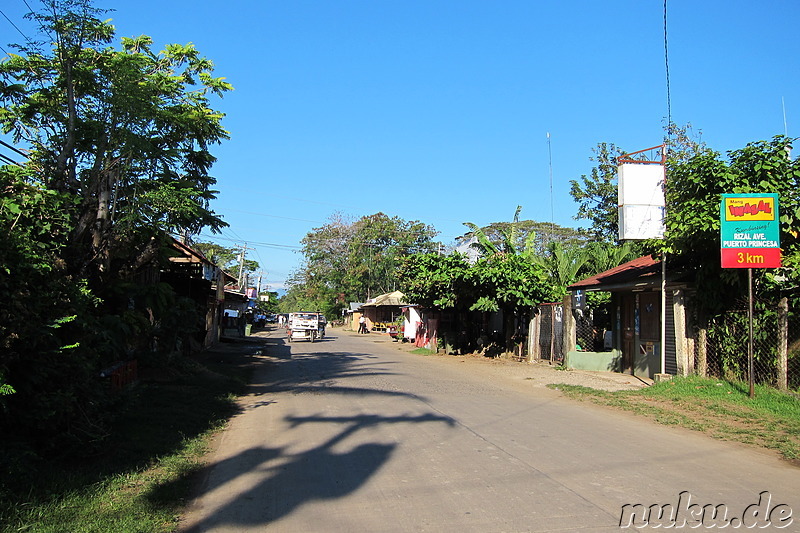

{"left": 358, "top": 315, "right": 367, "bottom": 334}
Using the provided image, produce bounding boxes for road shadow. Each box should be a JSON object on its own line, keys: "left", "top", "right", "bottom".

{"left": 178, "top": 411, "right": 454, "bottom": 531}
{"left": 174, "top": 334, "right": 456, "bottom": 531}
{"left": 248, "top": 336, "right": 406, "bottom": 398}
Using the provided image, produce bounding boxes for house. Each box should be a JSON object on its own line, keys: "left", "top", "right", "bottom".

{"left": 400, "top": 305, "right": 444, "bottom": 350}
{"left": 566, "top": 255, "right": 692, "bottom": 380}
{"left": 344, "top": 302, "right": 365, "bottom": 331}
{"left": 221, "top": 289, "right": 250, "bottom": 338}
{"left": 360, "top": 291, "right": 406, "bottom": 332}
{"left": 162, "top": 237, "right": 237, "bottom": 347}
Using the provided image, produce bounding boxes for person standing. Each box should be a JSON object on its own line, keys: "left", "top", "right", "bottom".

{"left": 358, "top": 315, "right": 367, "bottom": 334}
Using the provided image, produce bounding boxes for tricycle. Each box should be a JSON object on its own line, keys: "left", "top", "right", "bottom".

{"left": 287, "top": 312, "right": 326, "bottom": 342}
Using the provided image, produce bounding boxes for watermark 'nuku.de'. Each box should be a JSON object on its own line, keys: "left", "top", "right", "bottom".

{"left": 619, "top": 491, "right": 793, "bottom": 529}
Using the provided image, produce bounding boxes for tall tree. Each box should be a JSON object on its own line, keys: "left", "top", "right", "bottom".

{"left": 569, "top": 142, "right": 624, "bottom": 242}
{"left": 464, "top": 208, "right": 558, "bottom": 351}
{"left": 0, "top": 0, "right": 231, "bottom": 285}
{"left": 659, "top": 135, "right": 800, "bottom": 315}
{"left": 0, "top": 0, "right": 233, "bottom": 455}
{"left": 289, "top": 212, "right": 439, "bottom": 316}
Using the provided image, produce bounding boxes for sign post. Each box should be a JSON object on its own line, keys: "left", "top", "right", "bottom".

{"left": 720, "top": 193, "right": 780, "bottom": 397}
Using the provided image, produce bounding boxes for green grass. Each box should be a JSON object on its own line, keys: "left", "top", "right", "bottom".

{"left": 549, "top": 375, "right": 800, "bottom": 461}
{"left": 0, "top": 353, "right": 254, "bottom": 533}
{"left": 410, "top": 347, "right": 435, "bottom": 355}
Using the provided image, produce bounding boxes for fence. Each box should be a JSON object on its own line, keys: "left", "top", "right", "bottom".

{"left": 698, "top": 297, "right": 799, "bottom": 391}
{"left": 529, "top": 303, "right": 563, "bottom": 364}
{"left": 528, "top": 295, "right": 799, "bottom": 392}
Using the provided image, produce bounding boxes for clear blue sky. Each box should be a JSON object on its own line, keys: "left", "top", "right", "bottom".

{"left": 3, "top": 1, "right": 799, "bottom": 293}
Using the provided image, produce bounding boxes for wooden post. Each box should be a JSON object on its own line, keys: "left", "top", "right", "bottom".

{"left": 697, "top": 327, "right": 708, "bottom": 377}
{"left": 672, "top": 289, "right": 689, "bottom": 376}
{"left": 529, "top": 309, "right": 540, "bottom": 360}
{"left": 778, "top": 297, "right": 789, "bottom": 390}
{"left": 562, "top": 292, "right": 575, "bottom": 364}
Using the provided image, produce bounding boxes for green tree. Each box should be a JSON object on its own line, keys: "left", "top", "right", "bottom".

{"left": 191, "top": 241, "right": 259, "bottom": 287}
{"left": 569, "top": 123, "right": 705, "bottom": 244}
{"left": 569, "top": 142, "right": 624, "bottom": 242}
{"left": 461, "top": 213, "right": 590, "bottom": 255}
{"left": 464, "top": 207, "right": 558, "bottom": 351}
{"left": 192, "top": 242, "right": 239, "bottom": 270}
{"left": 0, "top": 0, "right": 233, "bottom": 460}
{"left": 0, "top": 0, "right": 231, "bottom": 286}
{"left": 291, "top": 212, "right": 439, "bottom": 315}
{"left": 397, "top": 252, "right": 475, "bottom": 310}
{"left": 0, "top": 163, "right": 105, "bottom": 455}
{"left": 530, "top": 240, "right": 590, "bottom": 301}
{"left": 658, "top": 135, "right": 800, "bottom": 315}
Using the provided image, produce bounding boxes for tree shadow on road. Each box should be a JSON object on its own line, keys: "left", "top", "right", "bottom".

{"left": 179, "top": 411, "right": 454, "bottom": 531}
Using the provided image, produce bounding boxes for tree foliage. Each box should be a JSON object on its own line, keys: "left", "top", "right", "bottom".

{"left": 398, "top": 252, "right": 475, "bottom": 310}
{"left": 0, "top": 0, "right": 231, "bottom": 285}
{"left": 0, "top": 0, "right": 232, "bottom": 461}
{"left": 460, "top": 210, "right": 588, "bottom": 257}
{"left": 284, "top": 212, "right": 439, "bottom": 317}
{"left": 569, "top": 142, "right": 623, "bottom": 242}
{"left": 658, "top": 135, "right": 800, "bottom": 315}
{"left": 569, "top": 123, "right": 705, "bottom": 244}
{"left": 191, "top": 241, "right": 259, "bottom": 283}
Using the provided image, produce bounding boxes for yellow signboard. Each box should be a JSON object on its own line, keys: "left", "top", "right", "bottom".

{"left": 723, "top": 196, "right": 776, "bottom": 222}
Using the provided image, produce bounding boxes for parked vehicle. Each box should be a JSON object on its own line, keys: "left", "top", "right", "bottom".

{"left": 287, "top": 312, "right": 326, "bottom": 342}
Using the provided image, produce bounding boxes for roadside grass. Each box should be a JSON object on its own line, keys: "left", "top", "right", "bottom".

{"left": 0, "top": 349, "right": 255, "bottom": 533}
{"left": 548, "top": 375, "right": 800, "bottom": 461}
{"left": 410, "top": 347, "right": 435, "bottom": 355}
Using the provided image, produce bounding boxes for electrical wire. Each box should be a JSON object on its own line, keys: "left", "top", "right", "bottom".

{"left": 664, "top": 0, "right": 672, "bottom": 134}
{"left": 0, "top": 7, "right": 32, "bottom": 46}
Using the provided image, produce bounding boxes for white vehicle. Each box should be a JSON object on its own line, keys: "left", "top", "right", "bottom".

{"left": 287, "top": 312, "right": 326, "bottom": 342}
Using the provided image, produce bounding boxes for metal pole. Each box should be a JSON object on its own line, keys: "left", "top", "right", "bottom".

{"left": 661, "top": 253, "right": 667, "bottom": 375}
{"left": 748, "top": 268, "right": 755, "bottom": 398}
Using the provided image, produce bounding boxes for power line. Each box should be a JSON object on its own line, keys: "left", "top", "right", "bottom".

{"left": 0, "top": 139, "right": 26, "bottom": 166}
{"left": 0, "top": 139, "right": 27, "bottom": 158}
{"left": 663, "top": 0, "right": 672, "bottom": 131}
{"left": 0, "top": 152, "right": 19, "bottom": 166}
{"left": 197, "top": 233, "right": 302, "bottom": 250}
{"left": 0, "top": 7, "right": 31, "bottom": 43}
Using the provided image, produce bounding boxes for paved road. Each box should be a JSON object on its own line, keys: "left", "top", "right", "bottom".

{"left": 181, "top": 328, "right": 800, "bottom": 532}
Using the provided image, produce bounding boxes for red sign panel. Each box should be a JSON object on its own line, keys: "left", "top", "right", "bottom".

{"left": 720, "top": 248, "right": 782, "bottom": 269}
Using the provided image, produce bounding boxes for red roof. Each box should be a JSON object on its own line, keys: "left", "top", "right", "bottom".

{"left": 569, "top": 255, "right": 661, "bottom": 291}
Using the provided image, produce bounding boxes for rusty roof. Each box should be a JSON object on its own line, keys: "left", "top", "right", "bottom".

{"left": 569, "top": 255, "right": 661, "bottom": 291}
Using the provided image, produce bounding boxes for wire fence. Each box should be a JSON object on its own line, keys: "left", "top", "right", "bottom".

{"left": 575, "top": 309, "right": 609, "bottom": 353}
{"left": 699, "top": 297, "right": 799, "bottom": 391}
{"left": 531, "top": 303, "right": 563, "bottom": 364}
{"left": 534, "top": 297, "right": 799, "bottom": 392}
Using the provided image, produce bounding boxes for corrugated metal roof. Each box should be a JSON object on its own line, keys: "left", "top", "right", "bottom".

{"left": 569, "top": 255, "right": 661, "bottom": 291}
{"left": 361, "top": 290, "right": 406, "bottom": 307}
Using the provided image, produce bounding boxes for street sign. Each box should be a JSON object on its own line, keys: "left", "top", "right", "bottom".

{"left": 720, "top": 193, "right": 781, "bottom": 268}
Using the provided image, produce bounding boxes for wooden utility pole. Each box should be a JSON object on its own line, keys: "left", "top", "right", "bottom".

{"left": 236, "top": 243, "right": 253, "bottom": 290}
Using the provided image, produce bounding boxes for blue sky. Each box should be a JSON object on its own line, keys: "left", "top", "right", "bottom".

{"left": 3, "top": 1, "right": 799, "bottom": 293}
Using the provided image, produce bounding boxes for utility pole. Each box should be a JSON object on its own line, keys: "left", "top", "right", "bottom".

{"left": 236, "top": 243, "right": 253, "bottom": 291}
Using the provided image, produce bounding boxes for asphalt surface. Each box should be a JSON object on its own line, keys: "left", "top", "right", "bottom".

{"left": 180, "top": 327, "right": 800, "bottom": 532}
